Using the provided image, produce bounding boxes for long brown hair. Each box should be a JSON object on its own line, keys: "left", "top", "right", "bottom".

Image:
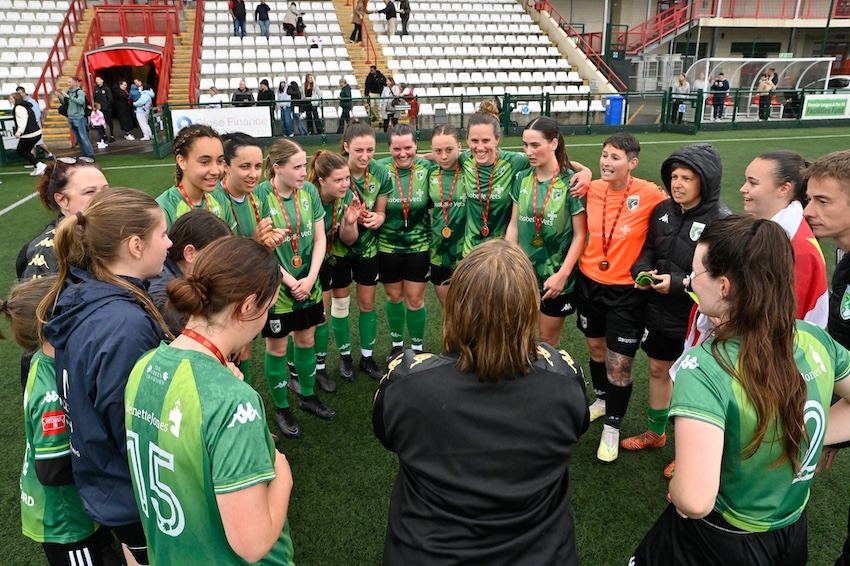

{"left": 2, "top": 277, "right": 57, "bottom": 350}
{"left": 307, "top": 149, "right": 348, "bottom": 187}
{"left": 442, "top": 239, "right": 539, "bottom": 382}
{"left": 699, "top": 215, "right": 804, "bottom": 472}
{"left": 36, "top": 188, "right": 172, "bottom": 340}
{"left": 526, "top": 116, "right": 571, "bottom": 176}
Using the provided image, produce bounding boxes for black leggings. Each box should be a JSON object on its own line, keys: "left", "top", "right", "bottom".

{"left": 16, "top": 135, "right": 40, "bottom": 165}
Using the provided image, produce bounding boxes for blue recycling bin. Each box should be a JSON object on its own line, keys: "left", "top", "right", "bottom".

{"left": 605, "top": 95, "right": 625, "bottom": 126}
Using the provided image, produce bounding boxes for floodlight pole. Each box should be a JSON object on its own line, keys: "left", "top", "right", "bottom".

{"left": 821, "top": 0, "right": 836, "bottom": 57}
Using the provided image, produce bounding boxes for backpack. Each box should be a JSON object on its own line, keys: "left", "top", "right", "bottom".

{"left": 57, "top": 97, "right": 69, "bottom": 117}
{"left": 56, "top": 92, "right": 92, "bottom": 117}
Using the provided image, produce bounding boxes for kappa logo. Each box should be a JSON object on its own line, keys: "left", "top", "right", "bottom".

{"left": 689, "top": 222, "right": 706, "bottom": 241}
{"left": 228, "top": 402, "right": 261, "bottom": 428}
{"left": 680, "top": 355, "right": 700, "bottom": 370}
{"left": 627, "top": 195, "right": 640, "bottom": 211}
{"left": 642, "top": 328, "right": 650, "bottom": 343}
{"left": 561, "top": 302, "right": 572, "bottom": 313}
{"left": 272, "top": 381, "right": 287, "bottom": 389}
{"left": 42, "top": 390, "right": 60, "bottom": 404}
{"left": 168, "top": 400, "right": 183, "bottom": 438}
{"left": 659, "top": 213, "right": 669, "bottom": 224}
{"left": 270, "top": 319, "right": 282, "bottom": 334}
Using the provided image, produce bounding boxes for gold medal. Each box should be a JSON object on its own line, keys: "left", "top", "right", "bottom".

{"left": 599, "top": 260, "right": 610, "bottom": 271}
{"left": 481, "top": 224, "right": 490, "bottom": 237}
{"left": 291, "top": 255, "right": 303, "bottom": 268}
{"left": 531, "top": 235, "right": 544, "bottom": 248}
{"left": 442, "top": 226, "right": 452, "bottom": 238}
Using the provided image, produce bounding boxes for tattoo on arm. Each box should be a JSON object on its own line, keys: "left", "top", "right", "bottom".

{"left": 606, "top": 349, "right": 634, "bottom": 387}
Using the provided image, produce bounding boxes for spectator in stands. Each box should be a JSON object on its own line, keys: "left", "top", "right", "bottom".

{"left": 229, "top": 0, "right": 247, "bottom": 38}
{"left": 92, "top": 76, "right": 115, "bottom": 142}
{"left": 373, "top": 0, "right": 397, "bottom": 36}
{"left": 350, "top": 0, "right": 366, "bottom": 43}
{"left": 304, "top": 74, "right": 323, "bottom": 135}
{"left": 288, "top": 80, "right": 309, "bottom": 135}
{"left": 380, "top": 76, "right": 400, "bottom": 132}
{"left": 283, "top": 1, "right": 304, "bottom": 37}
{"left": 757, "top": 73, "right": 773, "bottom": 121}
{"left": 670, "top": 73, "right": 690, "bottom": 125}
{"left": 400, "top": 82, "right": 417, "bottom": 128}
{"left": 257, "top": 79, "right": 274, "bottom": 109}
{"left": 56, "top": 76, "right": 94, "bottom": 160}
{"left": 207, "top": 86, "right": 222, "bottom": 108}
{"left": 113, "top": 79, "right": 135, "bottom": 140}
{"left": 10, "top": 93, "right": 46, "bottom": 176}
{"left": 768, "top": 67, "right": 779, "bottom": 86}
{"left": 398, "top": 0, "right": 410, "bottom": 35}
{"left": 15, "top": 86, "right": 53, "bottom": 163}
{"left": 277, "top": 80, "right": 294, "bottom": 137}
{"left": 231, "top": 79, "right": 255, "bottom": 107}
{"left": 365, "top": 65, "right": 387, "bottom": 123}
{"left": 337, "top": 78, "right": 352, "bottom": 134}
{"left": 692, "top": 71, "right": 707, "bottom": 93}
{"left": 255, "top": 0, "right": 271, "bottom": 39}
{"left": 133, "top": 79, "right": 155, "bottom": 141}
{"left": 710, "top": 72, "right": 729, "bottom": 121}
{"left": 91, "top": 102, "right": 108, "bottom": 149}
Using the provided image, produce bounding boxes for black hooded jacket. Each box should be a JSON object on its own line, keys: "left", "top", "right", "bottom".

{"left": 631, "top": 143, "right": 731, "bottom": 338}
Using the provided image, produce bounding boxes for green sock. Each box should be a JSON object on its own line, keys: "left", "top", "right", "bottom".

{"left": 359, "top": 309, "right": 377, "bottom": 355}
{"left": 332, "top": 314, "right": 352, "bottom": 355}
{"left": 407, "top": 306, "right": 426, "bottom": 350}
{"left": 386, "top": 301, "right": 406, "bottom": 347}
{"left": 264, "top": 351, "right": 289, "bottom": 409}
{"left": 239, "top": 359, "right": 251, "bottom": 387}
{"left": 294, "top": 345, "right": 317, "bottom": 397}
{"left": 315, "top": 323, "right": 329, "bottom": 369}
{"left": 648, "top": 407, "right": 670, "bottom": 436}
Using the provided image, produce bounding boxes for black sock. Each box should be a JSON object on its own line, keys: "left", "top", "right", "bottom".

{"left": 590, "top": 360, "right": 607, "bottom": 400}
{"left": 604, "top": 382, "right": 633, "bottom": 429}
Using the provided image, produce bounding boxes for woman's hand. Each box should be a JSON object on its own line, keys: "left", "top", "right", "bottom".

{"left": 253, "top": 218, "right": 288, "bottom": 251}
{"left": 542, "top": 272, "right": 568, "bottom": 300}
{"left": 361, "top": 210, "right": 384, "bottom": 230}
{"left": 344, "top": 194, "right": 363, "bottom": 224}
{"left": 569, "top": 167, "right": 592, "bottom": 198}
{"left": 290, "top": 278, "right": 312, "bottom": 301}
{"left": 651, "top": 273, "right": 672, "bottom": 294}
{"left": 226, "top": 361, "right": 245, "bottom": 381}
{"left": 230, "top": 343, "right": 252, "bottom": 365}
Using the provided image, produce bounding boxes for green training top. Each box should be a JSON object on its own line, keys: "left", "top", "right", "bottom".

{"left": 125, "top": 344, "right": 295, "bottom": 565}
{"left": 510, "top": 168, "right": 584, "bottom": 295}
{"left": 220, "top": 180, "right": 271, "bottom": 238}
{"left": 427, "top": 166, "right": 468, "bottom": 269}
{"left": 322, "top": 189, "right": 355, "bottom": 260}
{"left": 671, "top": 320, "right": 850, "bottom": 532}
{"left": 344, "top": 161, "right": 393, "bottom": 259}
{"left": 258, "top": 179, "right": 325, "bottom": 313}
{"left": 21, "top": 351, "right": 98, "bottom": 544}
{"left": 460, "top": 149, "right": 530, "bottom": 255}
{"left": 375, "top": 156, "right": 434, "bottom": 255}
{"left": 156, "top": 185, "right": 237, "bottom": 232}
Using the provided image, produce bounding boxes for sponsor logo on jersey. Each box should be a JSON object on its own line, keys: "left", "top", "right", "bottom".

{"left": 689, "top": 221, "right": 706, "bottom": 241}
{"left": 627, "top": 195, "right": 640, "bottom": 211}
{"left": 227, "top": 402, "right": 261, "bottom": 428}
{"left": 42, "top": 390, "right": 60, "bottom": 404}
{"left": 42, "top": 410, "right": 66, "bottom": 435}
{"left": 842, "top": 285, "right": 850, "bottom": 320}
{"left": 168, "top": 400, "right": 183, "bottom": 438}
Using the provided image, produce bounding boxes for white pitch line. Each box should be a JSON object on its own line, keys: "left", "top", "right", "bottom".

{"left": 0, "top": 192, "right": 38, "bottom": 217}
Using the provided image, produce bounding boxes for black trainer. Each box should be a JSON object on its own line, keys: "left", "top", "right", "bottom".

{"left": 385, "top": 346, "right": 404, "bottom": 364}
{"left": 274, "top": 408, "right": 301, "bottom": 439}
{"left": 339, "top": 354, "right": 355, "bottom": 381}
{"left": 359, "top": 356, "right": 384, "bottom": 380}
{"left": 315, "top": 368, "right": 337, "bottom": 393}
{"left": 299, "top": 394, "right": 336, "bottom": 420}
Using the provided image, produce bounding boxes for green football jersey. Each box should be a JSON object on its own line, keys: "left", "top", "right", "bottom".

{"left": 156, "top": 185, "right": 237, "bottom": 232}
{"left": 510, "top": 168, "right": 584, "bottom": 294}
{"left": 375, "top": 157, "right": 434, "bottom": 254}
{"left": 21, "top": 351, "right": 98, "bottom": 544}
{"left": 345, "top": 161, "right": 393, "bottom": 259}
{"left": 220, "top": 180, "right": 271, "bottom": 238}
{"left": 258, "top": 180, "right": 324, "bottom": 313}
{"left": 460, "top": 150, "right": 530, "bottom": 255}
{"left": 671, "top": 321, "right": 850, "bottom": 532}
{"left": 125, "top": 345, "right": 295, "bottom": 566}
{"left": 427, "top": 167, "right": 468, "bottom": 269}
{"left": 322, "top": 190, "right": 355, "bottom": 259}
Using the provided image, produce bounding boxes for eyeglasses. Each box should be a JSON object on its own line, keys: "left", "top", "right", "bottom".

{"left": 48, "top": 156, "right": 96, "bottom": 181}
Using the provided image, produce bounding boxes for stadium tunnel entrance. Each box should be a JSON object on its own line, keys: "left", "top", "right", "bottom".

{"left": 84, "top": 45, "right": 162, "bottom": 98}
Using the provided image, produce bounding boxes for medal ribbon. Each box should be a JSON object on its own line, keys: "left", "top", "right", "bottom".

{"left": 475, "top": 161, "right": 496, "bottom": 229}
{"left": 327, "top": 197, "right": 341, "bottom": 257}
{"left": 601, "top": 176, "right": 633, "bottom": 263}
{"left": 182, "top": 328, "right": 227, "bottom": 365}
{"left": 439, "top": 167, "right": 460, "bottom": 231}
{"left": 532, "top": 173, "right": 558, "bottom": 236}
{"left": 393, "top": 166, "right": 414, "bottom": 226}
{"left": 177, "top": 182, "right": 209, "bottom": 211}
{"left": 222, "top": 178, "right": 262, "bottom": 227}
{"left": 272, "top": 178, "right": 301, "bottom": 259}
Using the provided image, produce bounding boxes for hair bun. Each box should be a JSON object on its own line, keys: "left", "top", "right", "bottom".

{"left": 185, "top": 274, "right": 209, "bottom": 306}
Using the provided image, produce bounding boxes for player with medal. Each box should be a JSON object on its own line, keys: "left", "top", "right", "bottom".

{"left": 258, "top": 139, "right": 334, "bottom": 440}
{"left": 506, "top": 117, "right": 586, "bottom": 347}
{"left": 574, "top": 133, "right": 668, "bottom": 463}
{"left": 426, "top": 124, "right": 467, "bottom": 306}
{"left": 308, "top": 150, "right": 361, "bottom": 393}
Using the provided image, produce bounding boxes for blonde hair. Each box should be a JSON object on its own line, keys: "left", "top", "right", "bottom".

{"left": 442, "top": 240, "right": 539, "bottom": 382}
{"left": 265, "top": 138, "right": 303, "bottom": 179}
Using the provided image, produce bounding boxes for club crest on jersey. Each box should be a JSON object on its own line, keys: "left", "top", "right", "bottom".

{"left": 368, "top": 181, "right": 376, "bottom": 193}
{"left": 627, "top": 195, "right": 640, "bottom": 211}
{"left": 553, "top": 188, "right": 563, "bottom": 201}
{"left": 842, "top": 285, "right": 850, "bottom": 320}
{"left": 579, "top": 314, "right": 588, "bottom": 329}
{"left": 416, "top": 169, "right": 425, "bottom": 181}
{"left": 270, "top": 319, "right": 282, "bottom": 334}
{"left": 689, "top": 222, "right": 706, "bottom": 241}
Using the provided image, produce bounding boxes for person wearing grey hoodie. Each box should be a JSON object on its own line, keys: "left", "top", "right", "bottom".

{"left": 624, "top": 143, "right": 730, "bottom": 454}
{"left": 132, "top": 80, "right": 155, "bottom": 141}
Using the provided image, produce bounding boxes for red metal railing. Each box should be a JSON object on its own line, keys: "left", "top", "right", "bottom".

{"left": 613, "top": 1, "right": 709, "bottom": 55}
{"left": 158, "top": 18, "right": 174, "bottom": 104}
{"left": 94, "top": 4, "right": 181, "bottom": 40}
{"left": 32, "top": 0, "right": 88, "bottom": 114}
{"left": 189, "top": 0, "right": 204, "bottom": 103}
{"left": 361, "top": 15, "right": 377, "bottom": 65}
{"left": 538, "top": 1, "right": 628, "bottom": 92}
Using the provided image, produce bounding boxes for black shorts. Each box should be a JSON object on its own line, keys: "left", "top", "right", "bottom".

{"left": 379, "top": 251, "right": 430, "bottom": 284}
{"left": 541, "top": 292, "right": 577, "bottom": 318}
{"left": 108, "top": 522, "right": 148, "bottom": 564}
{"left": 262, "top": 303, "right": 326, "bottom": 338}
{"left": 631, "top": 504, "right": 807, "bottom": 566}
{"left": 330, "top": 255, "right": 380, "bottom": 288}
{"left": 319, "top": 260, "right": 333, "bottom": 292}
{"left": 42, "top": 527, "right": 113, "bottom": 566}
{"left": 430, "top": 264, "right": 454, "bottom": 286}
{"left": 641, "top": 327, "right": 687, "bottom": 362}
{"left": 575, "top": 271, "right": 647, "bottom": 357}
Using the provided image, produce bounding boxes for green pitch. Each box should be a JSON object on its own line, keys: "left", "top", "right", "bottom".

{"left": 1, "top": 127, "right": 849, "bottom": 565}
